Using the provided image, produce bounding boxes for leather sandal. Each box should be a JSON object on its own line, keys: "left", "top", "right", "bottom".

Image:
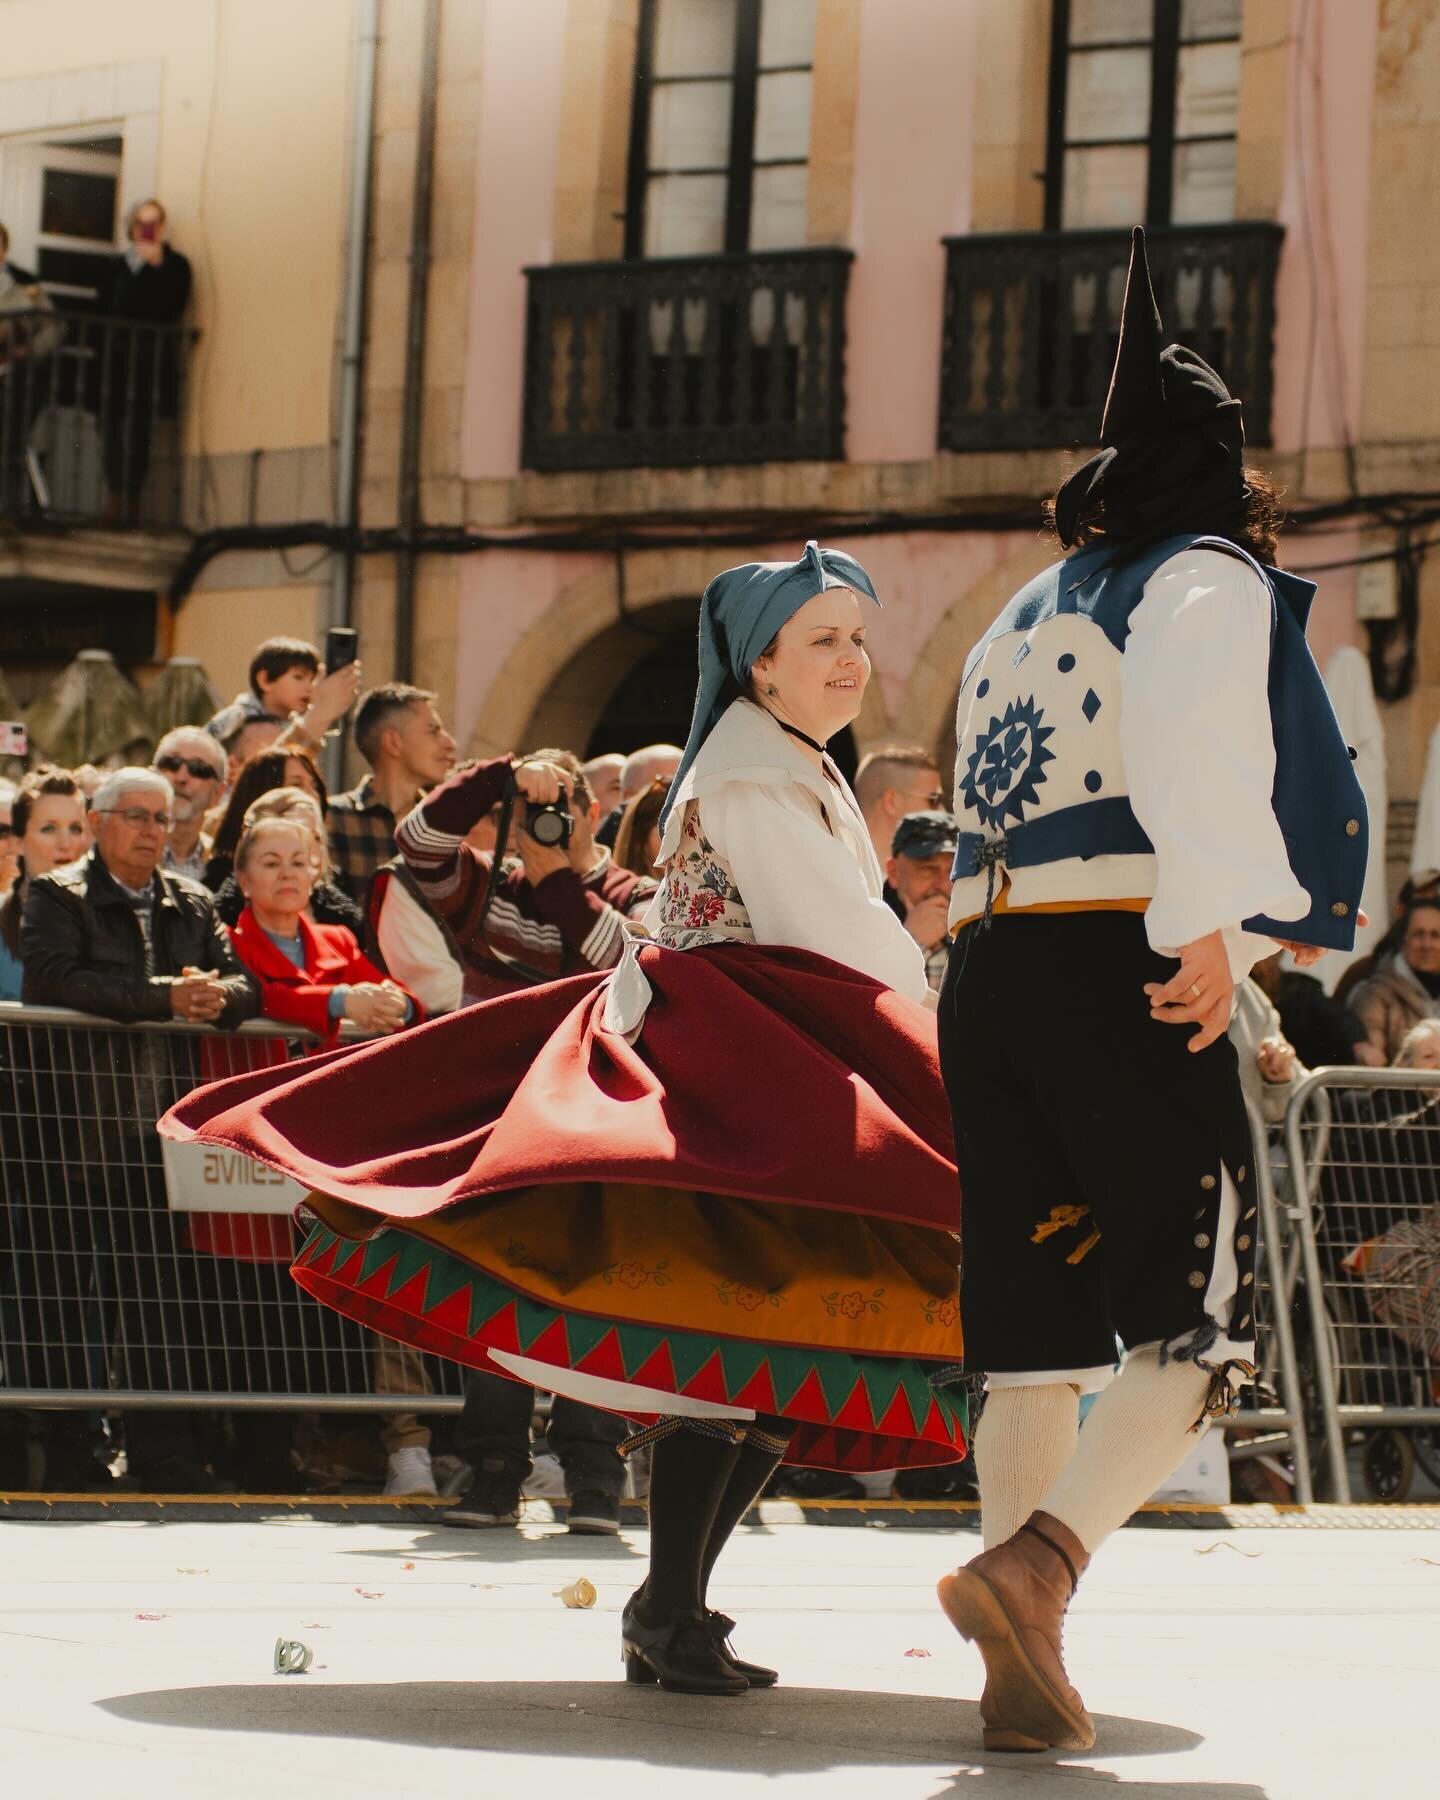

{"left": 937, "top": 1511, "right": 1096, "bottom": 1752}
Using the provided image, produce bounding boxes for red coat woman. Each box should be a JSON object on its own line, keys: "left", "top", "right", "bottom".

{"left": 227, "top": 816, "right": 421, "bottom": 1044}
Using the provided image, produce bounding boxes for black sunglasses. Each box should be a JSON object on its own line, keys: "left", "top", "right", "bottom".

{"left": 155, "top": 754, "right": 222, "bottom": 781}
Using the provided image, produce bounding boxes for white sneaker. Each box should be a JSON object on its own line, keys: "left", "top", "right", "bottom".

{"left": 384, "top": 1446, "right": 439, "bottom": 1497}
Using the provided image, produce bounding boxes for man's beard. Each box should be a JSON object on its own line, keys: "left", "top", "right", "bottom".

{"left": 170, "top": 793, "right": 206, "bottom": 824}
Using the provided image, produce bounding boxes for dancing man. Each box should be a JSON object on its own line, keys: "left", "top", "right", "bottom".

{"left": 934, "top": 229, "right": 1367, "bottom": 1752}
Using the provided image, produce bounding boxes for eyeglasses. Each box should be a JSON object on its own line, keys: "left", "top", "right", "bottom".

{"left": 155, "top": 755, "right": 222, "bottom": 781}
{"left": 99, "top": 807, "right": 172, "bottom": 830}
{"left": 908, "top": 789, "right": 946, "bottom": 810}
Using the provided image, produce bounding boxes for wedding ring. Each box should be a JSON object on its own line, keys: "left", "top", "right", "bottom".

{"left": 1188, "top": 982, "right": 1202, "bottom": 999}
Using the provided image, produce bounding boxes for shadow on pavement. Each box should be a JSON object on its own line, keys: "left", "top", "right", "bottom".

{"left": 96, "top": 1680, "right": 1268, "bottom": 1795}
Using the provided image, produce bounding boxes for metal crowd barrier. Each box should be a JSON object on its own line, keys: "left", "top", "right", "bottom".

{"left": 1283, "top": 1068, "right": 1440, "bottom": 1504}
{"left": 1200, "top": 1096, "right": 1317, "bottom": 1503}
{"left": 0, "top": 1003, "right": 466, "bottom": 1415}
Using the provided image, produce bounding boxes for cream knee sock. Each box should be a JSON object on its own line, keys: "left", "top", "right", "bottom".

{"left": 973, "top": 1383, "right": 1081, "bottom": 1549}
{"left": 1037, "top": 1343, "right": 1212, "bottom": 1555}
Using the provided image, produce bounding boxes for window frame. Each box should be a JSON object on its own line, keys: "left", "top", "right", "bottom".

{"left": 1043, "top": 0, "right": 1242, "bottom": 232}
{"left": 623, "top": 0, "right": 813, "bottom": 260}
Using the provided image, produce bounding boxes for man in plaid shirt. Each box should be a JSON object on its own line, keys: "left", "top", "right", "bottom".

{"left": 327, "top": 682, "right": 458, "bottom": 911}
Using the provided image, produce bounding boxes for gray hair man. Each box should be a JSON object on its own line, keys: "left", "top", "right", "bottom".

{"left": 21, "top": 766, "right": 257, "bottom": 1027}
{"left": 152, "top": 726, "right": 226, "bottom": 882}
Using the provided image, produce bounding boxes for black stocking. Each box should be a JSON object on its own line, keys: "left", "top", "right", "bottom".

{"left": 635, "top": 1426, "right": 742, "bottom": 1626}
{"left": 700, "top": 1420, "right": 791, "bottom": 1606}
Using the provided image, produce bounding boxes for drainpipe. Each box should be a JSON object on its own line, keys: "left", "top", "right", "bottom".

{"left": 393, "top": 0, "right": 441, "bottom": 684}
{"left": 325, "top": 0, "right": 379, "bottom": 788}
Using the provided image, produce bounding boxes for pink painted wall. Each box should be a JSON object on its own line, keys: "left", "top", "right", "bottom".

{"left": 845, "top": 0, "right": 977, "bottom": 464}
{"left": 1270, "top": 0, "right": 1378, "bottom": 456}
{"left": 823, "top": 528, "right": 1040, "bottom": 720}
{"left": 460, "top": 0, "right": 569, "bottom": 481}
{"left": 453, "top": 546, "right": 611, "bottom": 752}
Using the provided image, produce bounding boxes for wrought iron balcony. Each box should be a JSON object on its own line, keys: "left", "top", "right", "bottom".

{"left": 0, "top": 309, "right": 194, "bottom": 529}
{"left": 522, "top": 247, "right": 852, "bottom": 473}
{"left": 938, "top": 223, "right": 1284, "bottom": 453}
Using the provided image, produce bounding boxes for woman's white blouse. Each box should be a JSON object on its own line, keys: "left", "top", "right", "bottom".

{"left": 639, "top": 698, "right": 930, "bottom": 1008}
{"left": 695, "top": 780, "right": 930, "bottom": 1003}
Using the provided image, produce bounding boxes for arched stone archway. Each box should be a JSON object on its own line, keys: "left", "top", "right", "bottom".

{"left": 467, "top": 546, "right": 893, "bottom": 764}
{"left": 890, "top": 541, "right": 1057, "bottom": 770}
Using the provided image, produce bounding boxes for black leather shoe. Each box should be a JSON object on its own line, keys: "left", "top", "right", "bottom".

{"left": 707, "top": 1610, "right": 779, "bottom": 1687}
{"left": 621, "top": 1606, "right": 749, "bottom": 1695}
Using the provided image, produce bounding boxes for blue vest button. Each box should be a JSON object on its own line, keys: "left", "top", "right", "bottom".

{"left": 1331, "top": 901, "right": 1349, "bottom": 917}
{"left": 1345, "top": 819, "right": 1360, "bottom": 836}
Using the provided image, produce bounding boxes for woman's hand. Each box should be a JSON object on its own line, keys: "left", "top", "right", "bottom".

{"left": 345, "top": 980, "right": 410, "bottom": 1034}
{"left": 1256, "top": 1034, "right": 1297, "bottom": 1084}
{"left": 1143, "top": 929, "right": 1234, "bottom": 1052}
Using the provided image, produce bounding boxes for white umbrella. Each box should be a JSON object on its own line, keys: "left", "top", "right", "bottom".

{"left": 1311, "top": 646, "right": 1387, "bottom": 991}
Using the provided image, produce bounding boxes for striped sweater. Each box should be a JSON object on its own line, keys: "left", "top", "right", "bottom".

{"left": 395, "top": 757, "right": 656, "bottom": 999}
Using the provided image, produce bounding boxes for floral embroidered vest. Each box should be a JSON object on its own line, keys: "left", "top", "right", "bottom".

{"left": 653, "top": 800, "right": 755, "bottom": 950}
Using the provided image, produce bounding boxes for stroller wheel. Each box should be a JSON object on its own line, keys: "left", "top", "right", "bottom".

{"left": 1360, "top": 1428, "right": 1415, "bottom": 1503}
{"left": 1411, "top": 1427, "right": 1440, "bottom": 1493}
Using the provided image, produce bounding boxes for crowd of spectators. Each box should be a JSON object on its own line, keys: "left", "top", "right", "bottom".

{"left": 0, "top": 633, "right": 690, "bottom": 1514}
{"left": 5, "top": 633, "right": 1436, "bottom": 1507}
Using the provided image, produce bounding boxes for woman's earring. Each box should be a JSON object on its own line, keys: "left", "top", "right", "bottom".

{"left": 766, "top": 683, "right": 778, "bottom": 697}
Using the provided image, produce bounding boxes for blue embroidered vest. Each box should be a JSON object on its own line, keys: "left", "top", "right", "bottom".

{"left": 949, "top": 534, "right": 1367, "bottom": 950}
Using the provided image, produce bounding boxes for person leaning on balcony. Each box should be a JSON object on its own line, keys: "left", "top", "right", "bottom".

{"left": 99, "top": 198, "right": 192, "bottom": 520}
{"left": 19, "top": 765, "right": 257, "bottom": 1028}
{"left": 0, "top": 767, "right": 88, "bottom": 1002}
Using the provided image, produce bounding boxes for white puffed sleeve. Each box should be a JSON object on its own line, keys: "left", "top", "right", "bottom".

{"left": 1121, "top": 548, "right": 1310, "bottom": 978}
{"left": 700, "top": 780, "right": 931, "bottom": 1004}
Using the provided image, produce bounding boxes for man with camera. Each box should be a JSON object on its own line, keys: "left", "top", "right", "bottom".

{"left": 397, "top": 746, "right": 658, "bottom": 1532}
{"left": 396, "top": 746, "right": 656, "bottom": 1001}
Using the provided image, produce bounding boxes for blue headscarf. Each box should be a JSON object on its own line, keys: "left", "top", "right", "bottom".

{"left": 659, "top": 540, "right": 882, "bottom": 834}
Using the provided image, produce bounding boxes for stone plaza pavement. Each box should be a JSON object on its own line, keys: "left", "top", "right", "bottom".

{"left": 0, "top": 1506, "right": 1434, "bottom": 1799}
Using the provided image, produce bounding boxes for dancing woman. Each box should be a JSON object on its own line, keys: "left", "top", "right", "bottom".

{"left": 163, "top": 541, "right": 966, "bottom": 1696}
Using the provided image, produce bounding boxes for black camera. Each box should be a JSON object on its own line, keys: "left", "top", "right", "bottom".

{"left": 524, "top": 798, "right": 574, "bottom": 847}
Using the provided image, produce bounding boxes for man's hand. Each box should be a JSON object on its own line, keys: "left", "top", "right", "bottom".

{"left": 303, "top": 662, "right": 363, "bottom": 736}
{"left": 512, "top": 759, "right": 576, "bottom": 884}
{"left": 1275, "top": 908, "right": 1369, "bottom": 968}
{"left": 1143, "top": 929, "right": 1234, "bottom": 1052}
{"left": 512, "top": 759, "right": 572, "bottom": 807}
{"left": 169, "top": 966, "right": 228, "bottom": 1023}
{"left": 902, "top": 894, "right": 951, "bottom": 953}
{"left": 1256, "top": 1035, "right": 1297, "bottom": 1084}
{"left": 345, "top": 980, "right": 410, "bottom": 1034}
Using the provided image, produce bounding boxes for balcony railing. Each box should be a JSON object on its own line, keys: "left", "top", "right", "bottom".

{"left": 0, "top": 309, "right": 194, "bottom": 530}
{"left": 938, "top": 223, "right": 1284, "bottom": 453}
{"left": 522, "top": 247, "right": 852, "bottom": 473}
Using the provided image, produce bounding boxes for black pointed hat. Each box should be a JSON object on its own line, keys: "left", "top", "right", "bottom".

{"left": 1054, "top": 227, "right": 1246, "bottom": 548}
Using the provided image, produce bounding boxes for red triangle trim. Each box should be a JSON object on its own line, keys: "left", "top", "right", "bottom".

{"left": 424, "top": 1282, "right": 476, "bottom": 1341}
{"left": 679, "top": 1351, "right": 731, "bottom": 1405}
{"left": 832, "top": 1376, "right": 878, "bottom": 1433}
{"left": 385, "top": 1267, "right": 430, "bottom": 1320}
{"left": 523, "top": 1317, "right": 571, "bottom": 1368}
{"left": 482, "top": 1298, "right": 522, "bottom": 1356}
{"left": 352, "top": 1253, "right": 401, "bottom": 1300}
{"left": 875, "top": 1384, "right": 920, "bottom": 1441}
{"left": 628, "top": 1340, "right": 679, "bottom": 1394}
{"left": 730, "top": 1362, "right": 779, "bottom": 1414}
{"left": 784, "top": 1366, "right": 830, "bottom": 1425}
{"left": 575, "top": 1329, "right": 628, "bottom": 1383}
